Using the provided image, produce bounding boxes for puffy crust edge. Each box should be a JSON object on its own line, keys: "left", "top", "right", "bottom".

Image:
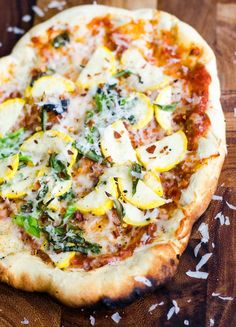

{"left": 0, "top": 5, "right": 225, "bottom": 307}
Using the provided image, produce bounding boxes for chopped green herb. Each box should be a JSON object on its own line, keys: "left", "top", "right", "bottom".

{"left": 131, "top": 163, "right": 142, "bottom": 195}
{"left": 59, "top": 188, "right": 75, "bottom": 201}
{"left": 19, "top": 154, "right": 32, "bottom": 164}
{"left": 114, "top": 70, "right": 133, "bottom": 78}
{"left": 0, "top": 128, "right": 25, "bottom": 159}
{"left": 154, "top": 102, "right": 178, "bottom": 112}
{"left": 44, "top": 225, "right": 101, "bottom": 254}
{"left": 49, "top": 153, "right": 70, "bottom": 180}
{"left": 14, "top": 214, "right": 40, "bottom": 238}
{"left": 36, "top": 182, "right": 49, "bottom": 201}
{"left": 127, "top": 115, "right": 136, "bottom": 125}
{"left": 52, "top": 32, "right": 70, "bottom": 49}
{"left": 64, "top": 204, "right": 77, "bottom": 221}
{"left": 41, "top": 108, "right": 48, "bottom": 132}
{"left": 94, "top": 91, "right": 106, "bottom": 113}
{"left": 85, "top": 110, "right": 94, "bottom": 123}
{"left": 113, "top": 199, "right": 125, "bottom": 220}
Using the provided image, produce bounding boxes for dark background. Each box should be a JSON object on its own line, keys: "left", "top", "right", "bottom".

{"left": 0, "top": 1, "right": 236, "bottom": 326}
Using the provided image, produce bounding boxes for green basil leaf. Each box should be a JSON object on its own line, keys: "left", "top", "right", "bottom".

{"left": 113, "top": 199, "right": 125, "bottom": 220}
{"left": 131, "top": 163, "right": 142, "bottom": 195}
{"left": 14, "top": 214, "right": 40, "bottom": 238}
{"left": 49, "top": 153, "right": 70, "bottom": 180}
{"left": 41, "top": 108, "right": 48, "bottom": 132}
{"left": 64, "top": 204, "right": 77, "bottom": 221}
{"left": 154, "top": 102, "right": 178, "bottom": 112}
{"left": 114, "top": 70, "right": 132, "bottom": 78}
{"left": 0, "top": 128, "right": 25, "bottom": 159}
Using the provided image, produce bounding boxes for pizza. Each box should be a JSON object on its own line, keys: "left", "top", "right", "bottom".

{"left": 0, "top": 5, "right": 225, "bottom": 307}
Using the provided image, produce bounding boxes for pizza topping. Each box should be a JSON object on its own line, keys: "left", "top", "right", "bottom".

{"left": 77, "top": 46, "right": 116, "bottom": 89}
{"left": 121, "top": 48, "right": 170, "bottom": 91}
{"left": 118, "top": 169, "right": 166, "bottom": 210}
{"left": 136, "top": 130, "right": 187, "bottom": 172}
{"left": 122, "top": 202, "right": 159, "bottom": 226}
{"left": 27, "top": 75, "right": 75, "bottom": 98}
{"left": 100, "top": 120, "right": 137, "bottom": 164}
{"left": 52, "top": 31, "right": 70, "bottom": 49}
{"left": 154, "top": 86, "right": 177, "bottom": 134}
{"left": 0, "top": 98, "right": 25, "bottom": 136}
{"left": 76, "top": 177, "right": 118, "bottom": 215}
{"left": 20, "top": 130, "right": 77, "bottom": 168}
{"left": 0, "top": 153, "right": 19, "bottom": 183}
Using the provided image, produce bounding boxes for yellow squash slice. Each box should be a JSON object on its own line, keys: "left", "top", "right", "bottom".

{"left": 118, "top": 171, "right": 165, "bottom": 210}
{"left": 121, "top": 48, "right": 170, "bottom": 92}
{"left": 77, "top": 177, "right": 118, "bottom": 215}
{"left": 143, "top": 171, "right": 163, "bottom": 196}
{"left": 122, "top": 201, "right": 159, "bottom": 226}
{"left": 20, "top": 130, "right": 77, "bottom": 168}
{"left": 50, "top": 252, "right": 75, "bottom": 269}
{"left": 130, "top": 93, "right": 153, "bottom": 130}
{"left": 0, "top": 98, "right": 25, "bottom": 136}
{"left": 100, "top": 120, "right": 137, "bottom": 164}
{"left": 77, "top": 46, "right": 116, "bottom": 88}
{"left": 136, "top": 130, "right": 187, "bottom": 172}
{"left": 154, "top": 85, "right": 174, "bottom": 134}
{"left": 0, "top": 154, "right": 19, "bottom": 183}
{"left": 0, "top": 166, "right": 38, "bottom": 199}
{"left": 27, "top": 75, "right": 75, "bottom": 98}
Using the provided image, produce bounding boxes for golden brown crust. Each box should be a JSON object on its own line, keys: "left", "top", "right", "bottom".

{"left": 0, "top": 5, "right": 226, "bottom": 307}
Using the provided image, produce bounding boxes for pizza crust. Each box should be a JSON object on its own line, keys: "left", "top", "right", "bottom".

{"left": 0, "top": 5, "right": 225, "bottom": 307}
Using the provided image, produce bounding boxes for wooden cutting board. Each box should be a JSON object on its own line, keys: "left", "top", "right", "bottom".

{"left": 0, "top": 1, "right": 235, "bottom": 326}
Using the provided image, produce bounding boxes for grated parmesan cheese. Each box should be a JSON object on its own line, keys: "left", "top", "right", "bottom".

{"left": 21, "top": 318, "right": 29, "bottom": 325}
{"left": 226, "top": 201, "right": 236, "bottom": 210}
{"left": 7, "top": 26, "right": 25, "bottom": 34}
{"left": 22, "top": 15, "right": 32, "bottom": 22}
{"left": 212, "top": 292, "right": 234, "bottom": 301}
{"left": 167, "top": 300, "right": 180, "bottom": 320}
{"left": 134, "top": 276, "right": 152, "bottom": 287}
{"left": 214, "top": 212, "right": 230, "bottom": 225}
{"left": 89, "top": 315, "right": 96, "bottom": 326}
{"left": 47, "top": 1, "right": 66, "bottom": 10}
{"left": 111, "top": 312, "right": 121, "bottom": 324}
{"left": 212, "top": 194, "right": 223, "bottom": 201}
{"left": 196, "top": 253, "right": 212, "bottom": 271}
{"left": 32, "top": 5, "right": 45, "bottom": 17}
{"left": 186, "top": 270, "right": 209, "bottom": 279}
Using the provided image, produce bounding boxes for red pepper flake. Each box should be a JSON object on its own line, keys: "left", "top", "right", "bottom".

{"left": 114, "top": 131, "right": 122, "bottom": 139}
{"left": 160, "top": 145, "right": 169, "bottom": 154}
{"left": 146, "top": 144, "right": 156, "bottom": 154}
{"left": 75, "top": 211, "right": 84, "bottom": 222}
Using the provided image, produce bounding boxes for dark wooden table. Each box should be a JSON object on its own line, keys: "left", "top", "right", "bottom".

{"left": 0, "top": 1, "right": 235, "bottom": 326}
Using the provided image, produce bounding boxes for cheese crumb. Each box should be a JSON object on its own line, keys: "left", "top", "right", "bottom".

{"left": 48, "top": 1, "right": 66, "bottom": 10}
{"left": 111, "top": 312, "right": 122, "bottom": 324}
{"left": 89, "top": 315, "right": 95, "bottom": 326}
{"left": 184, "top": 320, "right": 189, "bottom": 326}
{"left": 21, "top": 318, "right": 29, "bottom": 325}
{"left": 22, "top": 15, "right": 32, "bottom": 22}
{"left": 7, "top": 26, "right": 25, "bottom": 34}
{"left": 32, "top": 5, "right": 45, "bottom": 17}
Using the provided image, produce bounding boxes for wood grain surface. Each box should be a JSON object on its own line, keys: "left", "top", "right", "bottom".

{"left": 0, "top": 1, "right": 235, "bottom": 326}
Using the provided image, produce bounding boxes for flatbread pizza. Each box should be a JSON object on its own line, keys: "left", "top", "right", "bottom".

{"left": 0, "top": 5, "right": 225, "bottom": 307}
